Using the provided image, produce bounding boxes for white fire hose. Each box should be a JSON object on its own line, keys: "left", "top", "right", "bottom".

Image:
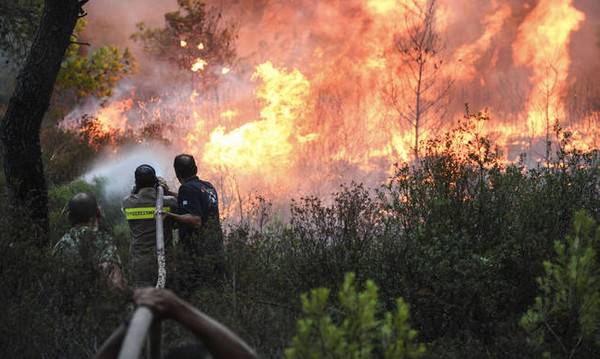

{"left": 155, "top": 185, "right": 166, "bottom": 289}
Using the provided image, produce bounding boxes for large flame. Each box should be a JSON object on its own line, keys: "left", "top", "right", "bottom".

{"left": 512, "top": 0, "right": 585, "bottom": 138}
{"left": 71, "top": 0, "right": 599, "bottom": 218}
{"left": 450, "top": 1, "right": 512, "bottom": 82}
{"left": 191, "top": 62, "right": 313, "bottom": 187}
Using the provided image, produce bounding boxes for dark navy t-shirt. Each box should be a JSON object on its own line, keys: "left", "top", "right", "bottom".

{"left": 177, "top": 176, "right": 220, "bottom": 241}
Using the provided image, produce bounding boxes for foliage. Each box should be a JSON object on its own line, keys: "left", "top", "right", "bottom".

{"left": 217, "top": 108, "right": 600, "bottom": 357}
{"left": 1, "top": 10, "right": 136, "bottom": 115}
{"left": 0, "top": 0, "right": 43, "bottom": 69}
{"left": 41, "top": 112, "right": 172, "bottom": 188}
{"left": 285, "top": 272, "right": 425, "bottom": 359}
{"left": 0, "top": 182, "right": 129, "bottom": 358}
{"left": 131, "top": 0, "right": 237, "bottom": 92}
{"left": 54, "top": 19, "right": 137, "bottom": 108}
{"left": 521, "top": 211, "right": 600, "bottom": 358}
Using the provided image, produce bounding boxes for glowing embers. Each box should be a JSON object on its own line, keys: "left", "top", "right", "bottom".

{"left": 191, "top": 58, "right": 207, "bottom": 72}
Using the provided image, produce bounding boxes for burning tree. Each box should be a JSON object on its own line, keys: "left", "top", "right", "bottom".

{"left": 382, "top": 0, "right": 451, "bottom": 161}
{"left": 131, "top": 0, "right": 238, "bottom": 95}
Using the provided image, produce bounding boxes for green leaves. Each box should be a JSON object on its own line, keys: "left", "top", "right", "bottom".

{"left": 55, "top": 23, "right": 137, "bottom": 106}
{"left": 521, "top": 211, "right": 600, "bottom": 357}
{"left": 286, "top": 273, "right": 425, "bottom": 359}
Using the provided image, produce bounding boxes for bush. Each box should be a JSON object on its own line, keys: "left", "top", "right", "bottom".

{"left": 285, "top": 272, "right": 425, "bottom": 359}
{"left": 3, "top": 108, "right": 600, "bottom": 358}
{"left": 521, "top": 211, "right": 600, "bottom": 358}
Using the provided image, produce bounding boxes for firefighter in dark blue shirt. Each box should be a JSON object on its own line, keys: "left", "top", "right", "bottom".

{"left": 161, "top": 154, "right": 224, "bottom": 293}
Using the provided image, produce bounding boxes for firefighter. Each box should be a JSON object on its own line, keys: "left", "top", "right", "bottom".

{"left": 122, "top": 164, "right": 177, "bottom": 288}
{"left": 159, "top": 154, "right": 224, "bottom": 294}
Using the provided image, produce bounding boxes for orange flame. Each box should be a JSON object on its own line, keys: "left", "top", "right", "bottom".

{"left": 450, "top": 1, "right": 512, "bottom": 82}
{"left": 95, "top": 99, "right": 134, "bottom": 133}
{"left": 198, "top": 62, "right": 313, "bottom": 185}
{"left": 513, "top": 0, "right": 585, "bottom": 137}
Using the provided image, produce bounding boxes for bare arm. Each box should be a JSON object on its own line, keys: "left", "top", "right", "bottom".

{"left": 134, "top": 287, "right": 257, "bottom": 359}
{"left": 160, "top": 211, "right": 202, "bottom": 229}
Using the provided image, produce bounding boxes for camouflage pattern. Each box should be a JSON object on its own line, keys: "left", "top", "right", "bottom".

{"left": 52, "top": 226, "right": 122, "bottom": 269}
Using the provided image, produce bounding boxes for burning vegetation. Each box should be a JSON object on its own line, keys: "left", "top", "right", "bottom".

{"left": 55, "top": 0, "right": 600, "bottom": 215}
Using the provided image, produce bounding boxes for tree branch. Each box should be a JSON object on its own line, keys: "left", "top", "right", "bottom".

{"left": 71, "top": 41, "right": 91, "bottom": 46}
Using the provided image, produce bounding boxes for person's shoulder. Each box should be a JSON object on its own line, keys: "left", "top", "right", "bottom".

{"left": 52, "top": 227, "right": 86, "bottom": 257}
{"left": 200, "top": 181, "right": 218, "bottom": 195}
{"left": 52, "top": 232, "right": 74, "bottom": 256}
{"left": 182, "top": 177, "right": 201, "bottom": 187}
{"left": 122, "top": 193, "right": 138, "bottom": 206}
{"left": 179, "top": 180, "right": 198, "bottom": 196}
{"left": 199, "top": 179, "right": 215, "bottom": 187}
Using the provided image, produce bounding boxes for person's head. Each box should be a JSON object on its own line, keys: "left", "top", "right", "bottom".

{"left": 173, "top": 154, "right": 197, "bottom": 183}
{"left": 135, "top": 164, "right": 158, "bottom": 189}
{"left": 67, "top": 192, "right": 100, "bottom": 227}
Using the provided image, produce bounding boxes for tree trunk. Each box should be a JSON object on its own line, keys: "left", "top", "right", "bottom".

{"left": 1, "top": 0, "right": 85, "bottom": 244}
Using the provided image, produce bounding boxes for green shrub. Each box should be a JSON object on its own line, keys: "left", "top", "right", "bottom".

{"left": 521, "top": 211, "right": 600, "bottom": 358}
{"left": 286, "top": 272, "right": 425, "bottom": 359}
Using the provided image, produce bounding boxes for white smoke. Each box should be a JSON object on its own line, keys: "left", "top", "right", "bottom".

{"left": 83, "top": 143, "right": 180, "bottom": 198}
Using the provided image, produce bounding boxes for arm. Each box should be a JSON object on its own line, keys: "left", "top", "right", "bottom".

{"left": 133, "top": 287, "right": 257, "bottom": 359}
{"left": 159, "top": 186, "right": 202, "bottom": 228}
{"left": 160, "top": 211, "right": 202, "bottom": 228}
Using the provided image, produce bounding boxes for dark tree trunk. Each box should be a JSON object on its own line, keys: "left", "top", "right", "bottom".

{"left": 1, "top": 0, "right": 86, "bottom": 244}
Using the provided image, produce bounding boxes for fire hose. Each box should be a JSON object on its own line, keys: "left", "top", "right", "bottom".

{"left": 155, "top": 185, "right": 166, "bottom": 289}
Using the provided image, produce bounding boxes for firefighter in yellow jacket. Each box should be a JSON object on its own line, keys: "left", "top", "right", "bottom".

{"left": 122, "top": 164, "right": 178, "bottom": 288}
